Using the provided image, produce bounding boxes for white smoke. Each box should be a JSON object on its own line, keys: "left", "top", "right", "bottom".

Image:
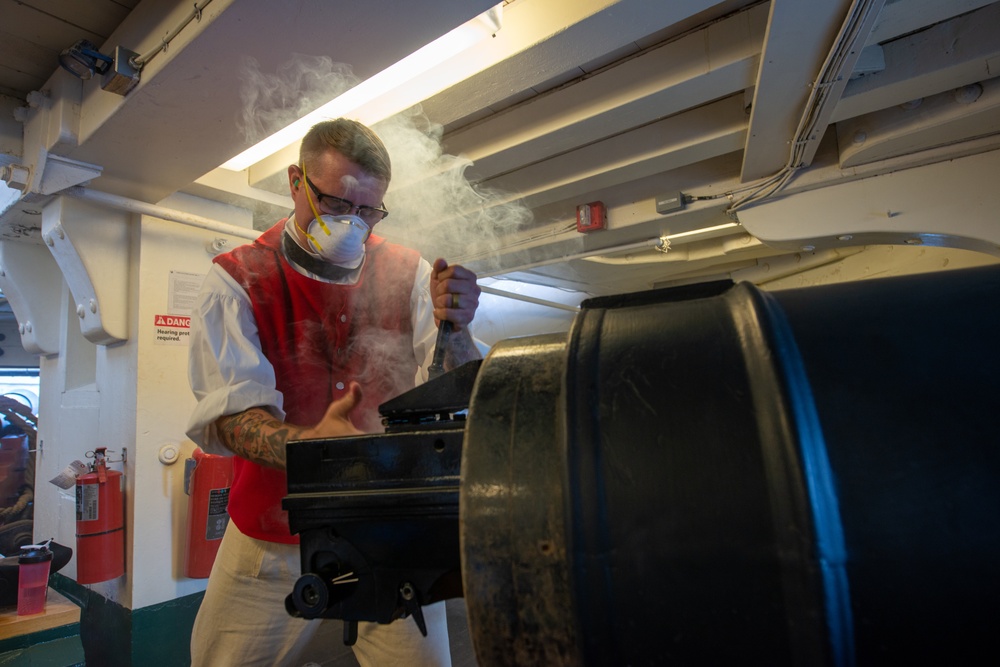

{"left": 235, "top": 54, "right": 533, "bottom": 269}
{"left": 236, "top": 54, "right": 359, "bottom": 146}
{"left": 232, "top": 54, "right": 535, "bottom": 419}
{"left": 374, "top": 107, "right": 533, "bottom": 269}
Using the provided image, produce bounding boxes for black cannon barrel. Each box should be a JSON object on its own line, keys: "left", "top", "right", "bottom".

{"left": 461, "top": 264, "right": 1000, "bottom": 666}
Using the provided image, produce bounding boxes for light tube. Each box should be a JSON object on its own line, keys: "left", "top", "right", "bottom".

{"left": 220, "top": 4, "right": 502, "bottom": 172}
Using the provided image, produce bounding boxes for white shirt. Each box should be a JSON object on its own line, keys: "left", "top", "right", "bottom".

{"left": 185, "top": 228, "right": 439, "bottom": 455}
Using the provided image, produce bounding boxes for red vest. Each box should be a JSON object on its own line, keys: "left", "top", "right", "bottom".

{"left": 213, "top": 221, "right": 421, "bottom": 543}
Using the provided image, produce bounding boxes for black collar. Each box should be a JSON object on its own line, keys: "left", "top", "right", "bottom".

{"left": 281, "top": 231, "right": 359, "bottom": 282}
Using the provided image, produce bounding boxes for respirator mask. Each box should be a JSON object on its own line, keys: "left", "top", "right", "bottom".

{"left": 297, "top": 168, "right": 372, "bottom": 270}
{"left": 301, "top": 213, "right": 370, "bottom": 269}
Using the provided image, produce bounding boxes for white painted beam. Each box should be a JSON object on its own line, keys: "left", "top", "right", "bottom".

{"left": 832, "top": 1, "right": 1000, "bottom": 122}
{"left": 736, "top": 148, "right": 1000, "bottom": 256}
{"left": 53, "top": 0, "right": 496, "bottom": 203}
{"left": 238, "top": 0, "right": 737, "bottom": 188}
{"left": 444, "top": 3, "right": 767, "bottom": 183}
{"left": 795, "top": 0, "right": 886, "bottom": 168}
{"left": 377, "top": 94, "right": 747, "bottom": 265}
{"left": 467, "top": 95, "right": 748, "bottom": 212}
{"left": 837, "top": 76, "right": 1000, "bottom": 167}
{"left": 192, "top": 167, "right": 292, "bottom": 211}
{"left": 458, "top": 190, "right": 747, "bottom": 293}
{"left": 423, "top": 0, "right": 731, "bottom": 130}
{"left": 525, "top": 237, "right": 786, "bottom": 294}
{"left": 740, "top": 0, "right": 855, "bottom": 182}
{"left": 865, "top": 0, "right": 997, "bottom": 46}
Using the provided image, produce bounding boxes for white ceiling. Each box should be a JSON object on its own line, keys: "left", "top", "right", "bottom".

{"left": 2, "top": 0, "right": 1000, "bottom": 299}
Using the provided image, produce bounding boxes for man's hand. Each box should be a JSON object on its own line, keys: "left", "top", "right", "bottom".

{"left": 300, "top": 382, "right": 364, "bottom": 440}
{"left": 431, "top": 258, "right": 481, "bottom": 330}
{"left": 215, "top": 383, "right": 364, "bottom": 470}
{"left": 430, "top": 258, "right": 483, "bottom": 370}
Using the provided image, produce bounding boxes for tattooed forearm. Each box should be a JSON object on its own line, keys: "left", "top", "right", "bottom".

{"left": 444, "top": 327, "right": 482, "bottom": 370}
{"left": 215, "top": 407, "right": 307, "bottom": 470}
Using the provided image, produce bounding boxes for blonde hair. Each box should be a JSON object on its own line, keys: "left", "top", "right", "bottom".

{"left": 299, "top": 118, "right": 391, "bottom": 181}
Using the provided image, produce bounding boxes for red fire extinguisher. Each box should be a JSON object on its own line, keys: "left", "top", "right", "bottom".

{"left": 75, "top": 447, "right": 125, "bottom": 584}
{"left": 183, "top": 448, "right": 234, "bottom": 578}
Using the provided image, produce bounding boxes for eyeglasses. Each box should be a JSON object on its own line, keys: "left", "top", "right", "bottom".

{"left": 304, "top": 174, "right": 389, "bottom": 226}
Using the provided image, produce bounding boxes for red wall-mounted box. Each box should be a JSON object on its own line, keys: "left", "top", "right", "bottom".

{"left": 576, "top": 201, "right": 606, "bottom": 232}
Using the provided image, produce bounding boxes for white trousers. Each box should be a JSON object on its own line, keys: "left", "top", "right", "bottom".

{"left": 190, "top": 521, "right": 452, "bottom": 667}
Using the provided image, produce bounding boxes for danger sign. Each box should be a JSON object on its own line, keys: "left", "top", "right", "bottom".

{"left": 154, "top": 314, "right": 191, "bottom": 328}
{"left": 154, "top": 313, "right": 191, "bottom": 346}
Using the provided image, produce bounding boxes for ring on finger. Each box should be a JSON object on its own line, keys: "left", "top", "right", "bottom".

{"left": 450, "top": 293, "right": 460, "bottom": 309}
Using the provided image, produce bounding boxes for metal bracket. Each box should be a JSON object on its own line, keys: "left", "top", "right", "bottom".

{"left": 37, "top": 155, "right": 103, "bottom": 196}
{"left": 0, "top": 240, "right": 63, "bottom": 355}
{"left": 41, "top": 195, "right": 130, "bottom": 345}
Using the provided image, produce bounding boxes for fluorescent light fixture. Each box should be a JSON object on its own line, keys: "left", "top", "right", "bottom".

{"left": 221, "top": 4, "right": 502, "bottom": 172}
{"left": 664, "top": 222, "right": 739, "bottom": 240}
{"left": 578, "top": 224, "right": 743, "bottom": 266}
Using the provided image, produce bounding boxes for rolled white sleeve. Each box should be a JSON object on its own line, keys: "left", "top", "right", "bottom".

{"left": 185, "top": 265, "right": 285, "bottom": 454}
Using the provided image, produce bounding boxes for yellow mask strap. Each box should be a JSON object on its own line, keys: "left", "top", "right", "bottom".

{"left": 298, "top": 163, "right": 331, "bottom": 248}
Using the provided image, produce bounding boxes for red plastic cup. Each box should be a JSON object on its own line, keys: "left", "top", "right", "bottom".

{"left": 17, "top": 544, "right": 53, "bottom": 616}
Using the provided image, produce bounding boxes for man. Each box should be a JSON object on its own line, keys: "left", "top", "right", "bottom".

{"left": 186, "top": 118, "right": 481, "bottom": 666}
